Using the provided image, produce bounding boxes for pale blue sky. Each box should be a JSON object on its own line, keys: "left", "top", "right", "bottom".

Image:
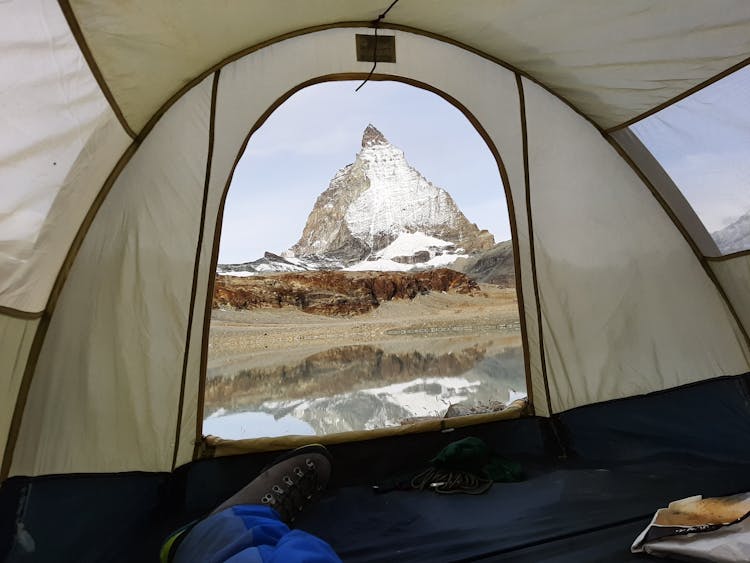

{"left": 219, "top": 81, "right": 509, "bottom": 264}
{"left": 219, "top": 71, "right": 750, "bottom": 263}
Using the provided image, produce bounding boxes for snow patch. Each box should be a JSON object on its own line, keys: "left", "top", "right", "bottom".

{"left": 343, "top": 231, "right": 465, "bottom": 271}
{"left": 361, "top": 376, "right": 477, "bottom": 417}
{"left": 219, "top": 271, "right": 257, "bottom": 277}
{"left": 344, "top": 258, "right": 413, "bottom": 272}
{"left": 203, "top": 411, "right": 315, "bottom": 440}
{"left": 259, "top": 375, "right": 480, "bottom": 433}
{"left": 423, "top": 253, "right": 462, "bottom": 267}
{"left": 344, "top": 142, "right": 460, "bottom": 246}
{"left": 508, "top": 389, "right": 527, "bottom": 403}
{"left": 377, "top": 231, "right": 452, "bottom": 259}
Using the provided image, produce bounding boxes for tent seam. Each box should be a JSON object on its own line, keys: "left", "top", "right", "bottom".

{"left": 172, "top": 71, "right": 220, "bottom": 472}
{"left": 516, "top": 75, "right": 553, "bottom": 418}
{"left": 0, "top": 308, "right": 43, "bottom": 320}
{"left": 57, "top": 0, "right": 137, "bottom": 139}
{"left": 605, "top": 55, "right": 750, "bottom": 133}
{"left": 558, "top": 371, "right": 750, "bottom": 415}
{"left": 706, "top": 249, "right": 750, "bottom": 262}
{"left": 0, "top": 142, "right": 140, "bottom": 482}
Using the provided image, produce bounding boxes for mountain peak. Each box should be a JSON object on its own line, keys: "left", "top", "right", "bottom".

{"left": 362, "top": 124, "right": 389, "bottom": 148}
{"left": 292, "top": 125, "right": 495, "bottom": 264}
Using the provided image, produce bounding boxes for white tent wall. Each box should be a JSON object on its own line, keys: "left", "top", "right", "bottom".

{"left": 67, "top": 1, "right": 750, "bottom": 133}
{"left": 9, "top": 77, "right": 214, "bottom": 477}
{"left": 610, "top": 128, "right": 720, "bottom": 257}
{"left": 172, "top": 72, "right": 219, "bottom": 469}
{"left": 8, "top": 27, "right": 548, "bottom": 474}
{"left": 522, "top": 76, "right": 750, "bottom": 413}
{"left": 0, "top": 315, "right": 39, "bottom": 465}
{"left": 710, "top": 255, "right": 750, "bottom": 339}
{"left": 0, "top": 1, "right": 131, "bottom": 313}
{"left": 4, "top": 21, "right": 750, "bottom": 476}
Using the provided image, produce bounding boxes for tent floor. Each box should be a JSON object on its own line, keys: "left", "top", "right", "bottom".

{"left": 4, "top": 373, "right": 750, "bottom": 562}
{"left": 294, "top": 456, "right": 750, "bottom": 562}
{"left": 5, "top": 455, "right": 750, "bottom": 562}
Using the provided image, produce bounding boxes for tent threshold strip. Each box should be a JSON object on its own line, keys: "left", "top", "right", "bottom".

{"left": 201, "top": 400, "right": 528, "bottom": 459}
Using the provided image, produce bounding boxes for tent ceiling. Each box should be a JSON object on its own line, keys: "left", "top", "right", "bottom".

{"left": 68, "top": 0, "right": 750, "bottom": 133}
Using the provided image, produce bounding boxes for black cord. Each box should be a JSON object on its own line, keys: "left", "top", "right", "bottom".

{"left": 355, "top": 0, "right": 400, "bottom": 92}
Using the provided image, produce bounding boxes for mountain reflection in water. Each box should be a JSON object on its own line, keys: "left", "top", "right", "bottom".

{"left": 204, "top": 342, "right": 525, "bottom": 438}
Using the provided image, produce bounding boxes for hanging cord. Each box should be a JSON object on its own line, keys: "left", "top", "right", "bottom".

{"left": 355, "top": 0, "right": 401, "bottom": 92}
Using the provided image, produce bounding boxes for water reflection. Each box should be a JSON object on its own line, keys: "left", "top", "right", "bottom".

{"left": 204, "top": 342, "right": 525, "bottom": 438}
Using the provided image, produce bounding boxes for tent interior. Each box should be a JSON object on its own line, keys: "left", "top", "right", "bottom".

{"left": 2, "top": 2, "right": 750, "bottom": 561}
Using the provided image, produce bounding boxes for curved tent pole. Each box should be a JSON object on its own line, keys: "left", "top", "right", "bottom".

{"left": 515, "top": 76, "right": 553, "bottom": 417}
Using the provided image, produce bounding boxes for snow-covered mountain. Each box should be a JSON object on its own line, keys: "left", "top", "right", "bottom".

{"left": 290, "top": 124, "right": 495, "bottom": 264}
{"left": 712, "top": 209, "right": 750, "bottom": 254}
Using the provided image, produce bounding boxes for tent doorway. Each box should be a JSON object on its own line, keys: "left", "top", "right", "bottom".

{"left": 203, "top": 79, "right": 526, "bottom": 443}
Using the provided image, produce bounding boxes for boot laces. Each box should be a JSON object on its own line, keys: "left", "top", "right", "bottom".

{"left": 260, "top": 458, "right": 321, "bottom": 523}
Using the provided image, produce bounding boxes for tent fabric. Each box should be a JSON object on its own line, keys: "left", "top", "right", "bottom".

{"left": 558, "top": 374, "right": 750, "bottom": 463}
{"left": 173, "top": 72, "right": 219, "bottom": 470}
{"left": 0, "top": 317, "right": 38, "bottom": 467}
{"left": 522, "top": 75, "right": 750, "bottom": 413}
{"left": 10, "top": 76, "right": 215, "bottom": 477}
{"left": 710, "top": 254, "right": 750, "bottom": 337}
{"left": 65, "top": 1, "right": 750, "bottom": 132}
{"left": 610, "top": 128, "right": 720, "bottom": 258}
{"left": 0, "top": 0, "right": 130, "bottom": 313}
{"left": 1, "top": 3, "right": 750, "bottom": 481}
{"left": 513, "top": 78, "right": 549, "bottom": 417}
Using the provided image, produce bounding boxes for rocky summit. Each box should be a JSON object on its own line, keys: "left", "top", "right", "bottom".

{"left": 290, "top": 124, "right": 495, "bottom": 264}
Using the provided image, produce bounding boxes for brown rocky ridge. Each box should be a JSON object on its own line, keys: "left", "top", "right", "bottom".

{"left": 212, "top": 268, "right": 479, "bottom": 316}
{"left": 290, "top": 124, "right": 495, "bottom": 263}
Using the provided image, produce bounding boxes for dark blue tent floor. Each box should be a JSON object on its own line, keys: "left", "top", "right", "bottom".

{"left": 4, "top": 372, "right": 750, "bottom": 562}
{"left": 295, "top": 457, "right": 750, "bottom": 562}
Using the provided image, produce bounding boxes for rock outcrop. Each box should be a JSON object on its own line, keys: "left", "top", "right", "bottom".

{"left": 290, "top": 124, "right": 495, "bottom": 263}
{"left": 712, "top": 209, "right": 750, "bottom": 254}
{"left": 451, "top": 240, "right": 516, "bottom": 287}
{"left": 212, "top": 268, "right": 479, "bottom": 316}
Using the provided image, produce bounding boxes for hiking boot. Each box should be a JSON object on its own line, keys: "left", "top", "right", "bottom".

{"left": 210, "top": 444, "right": 332, "bottom": 525}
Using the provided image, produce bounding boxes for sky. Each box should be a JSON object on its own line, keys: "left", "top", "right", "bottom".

{"left": 218, "top": 81, "right": 508, "bottom": 264}
{"left": 631, "top": 66, "right": 750, "bottom": 233}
